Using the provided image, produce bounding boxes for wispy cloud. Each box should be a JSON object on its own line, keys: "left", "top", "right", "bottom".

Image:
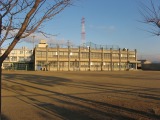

{"left": 89, "top": 24, "right": 116, "bottom": 32}
{"left": 108, "top": 25, "right": 115, "bottom": 32}
{"left": 2, "top": 29, "right": 74, "bottom": 47}
{"left": 21, "top": 32, "right": 74, "bottom": 46}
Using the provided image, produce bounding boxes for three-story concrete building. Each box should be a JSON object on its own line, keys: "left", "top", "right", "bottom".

{"left": 34, "top": 40, "right": 138, "bottom": 71}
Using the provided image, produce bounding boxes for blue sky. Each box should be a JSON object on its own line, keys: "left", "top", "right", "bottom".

{"left": 17, "top": 0, "right": 160, "bottom": 61}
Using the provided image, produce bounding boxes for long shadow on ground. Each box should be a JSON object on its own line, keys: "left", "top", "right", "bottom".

{"left": 3, "top": 73, "right": 72, "bottom": 86}
{"left": 2, "top": 72, "right": 160, "bottom": 120}
{"left": 1, "top": 114, "right": 10, "bottom": 120}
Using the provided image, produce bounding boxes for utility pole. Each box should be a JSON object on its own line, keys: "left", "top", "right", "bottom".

{"left": 81, "top": 17, "right": 86, "bottom": 46}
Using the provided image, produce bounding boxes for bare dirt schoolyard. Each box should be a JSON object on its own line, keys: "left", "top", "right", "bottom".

{"left": 1, "top": 71, "right": 160, "bottom": 120}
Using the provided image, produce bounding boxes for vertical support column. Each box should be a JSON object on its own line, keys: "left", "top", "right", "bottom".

{"left": 89, "top": 46, "right": 91, "bottom": 71}
{"left": 110, "top": 48, "right": 113, "bottom": 71}
{"left": 24, "top": 47, "right": 26, "bottom": 61}
{"left": 127, "top": 49, "right": 129, "bottom": 70}
{"left": 135, "top": 49, "right": 137, "bottom": 70}
{"left": 101, "top": 47, "right": 104, "bottom": 71}
{"left": 57, "top": 45, "right": 59, "bottom": 71}
{"left": 79, "top": 46, "right": 81, "bottom": 71}
{"left": 119, "top": 48, "right": 121, "bottom": 71}
{"left": 46, "top": 45, "right": 48, "bottom": 71}
{"left": 68, "top": 45, "right": 70, "bottom": 71}
{"left": 34, "top": 47, "right": 37, "bottom": 71}
{"left": 24, "top": 47, "right": 26, "bottom": 71}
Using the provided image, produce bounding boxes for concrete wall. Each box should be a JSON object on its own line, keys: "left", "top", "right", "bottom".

{"left": 142, "top": 63, "right": 160, "bottom": 71}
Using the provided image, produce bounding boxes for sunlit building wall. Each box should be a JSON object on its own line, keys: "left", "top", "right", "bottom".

{"left": 34, "top": 41, "right": 138, "bottom": 71}
{"left": 1, "top": 47, "right": 33, "bottom": 70}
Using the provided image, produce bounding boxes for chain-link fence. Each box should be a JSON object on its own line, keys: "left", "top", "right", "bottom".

{"left": 48, "top": 41, "right": 119, "bottom": 50}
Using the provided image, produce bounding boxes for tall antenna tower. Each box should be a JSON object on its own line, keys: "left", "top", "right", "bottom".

{"left": 81, "top": 17, "right": 85, "bottom": 46}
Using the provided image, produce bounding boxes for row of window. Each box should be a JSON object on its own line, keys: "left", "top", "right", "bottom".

{"left": 1, "top": 50, "right": 32, "bottom": 55}
{"left": 36, "top": 61, "right": 128, "bottom": 68}
{"left": 36, "top": 51, "right": 135, "bottom": 59}
{"left": 5, "top": 56, "right": 31, "bottom": 61}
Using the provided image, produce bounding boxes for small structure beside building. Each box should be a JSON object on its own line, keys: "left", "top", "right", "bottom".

{"left": 138, "top": 60, "right": 160, "bottom": 71}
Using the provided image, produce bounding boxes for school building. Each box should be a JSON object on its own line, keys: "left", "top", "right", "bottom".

{"left": 34, "top": 40, "right": 138, "bottom": 71}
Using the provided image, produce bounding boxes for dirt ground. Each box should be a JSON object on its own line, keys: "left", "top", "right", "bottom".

{"left": 1, "top": 70, "right": 160, "bottom": 120}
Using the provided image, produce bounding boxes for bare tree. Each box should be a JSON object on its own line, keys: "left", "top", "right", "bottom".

{"left": 0, "top": 0, "right": 73, "bottom": 115}
{"left": 139, "top": 0, "right": 160, "bottom": 35}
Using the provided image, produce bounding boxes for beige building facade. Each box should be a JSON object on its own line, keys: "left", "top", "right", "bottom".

{"left": 1, "top": 47, "right": 33, "bottom": 70}
{"left": 34, "top": 41, "right": 138, "bottom": 71}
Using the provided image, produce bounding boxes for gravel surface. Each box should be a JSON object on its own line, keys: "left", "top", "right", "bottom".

{"left": 2, "top": 70, "right": 160, "bottom": 120}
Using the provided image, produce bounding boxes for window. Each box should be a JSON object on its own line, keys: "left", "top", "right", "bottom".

{"left": 59, "top": 51, "right": 68, "bottom": 58}
{"left": 19, "top": 57, "right": 25, "bottom": 61}
{"left": 104, "top": 53, "right": 110, "bottom": 59}
{"left": 129, "top": 54, "right": 135, "bottom": 57}
{"left": 91, "top": 53, "right": 101, "bottom": 59}
{"left": 36, "top": 51, "right": 41, "bottom": 57}
{"left": 36, "top": 51, "right": 46, "bottom": 58}
{"left": 25, "top": 50, "right": 32, "bottom": 55}
{"left": 121, "top": 54, "right": 127, "bottom": 59}
{"left": 11, "top": 56, "right": 17, "bottom": 61}
{"left": 20, "top": 51, "right": 23, "bottom": 54}
{"left": 81, "top": 52, "right": 89, "bottom": 59}
{"left": 41, "top": 51, "right": 46, "bottom": 57}
{"left": 112, "top": 54, "right": 119, "bottom": 59}
{"left": 81, "top": 62, "right": 89, "bottom": 67}
{"left": 70, "top": 52, "right": 78, "bottom": 59}
{"left": 3, "top": 63, "right": 10, "bottom": 69}
{"left": 59, "top": 62, "right": 68, "bottom": 68}
{"left": 50, "top": 62, "right": 58, "bottom": 67}
{"left": 121, "top": 63, "right": 127, "bottom": 68}
{"left": 113, "top": 63, "right": 119, "bottom": 68}
{"left": 129, "top": 54, "right": 136, "bottom": 60}
{"left": 48, "top": 51, "right": 58, "bottom": 57}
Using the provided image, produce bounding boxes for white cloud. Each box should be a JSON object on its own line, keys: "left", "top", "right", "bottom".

{"left": 2, "top": 29, "right": 18, "bottom": 38}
